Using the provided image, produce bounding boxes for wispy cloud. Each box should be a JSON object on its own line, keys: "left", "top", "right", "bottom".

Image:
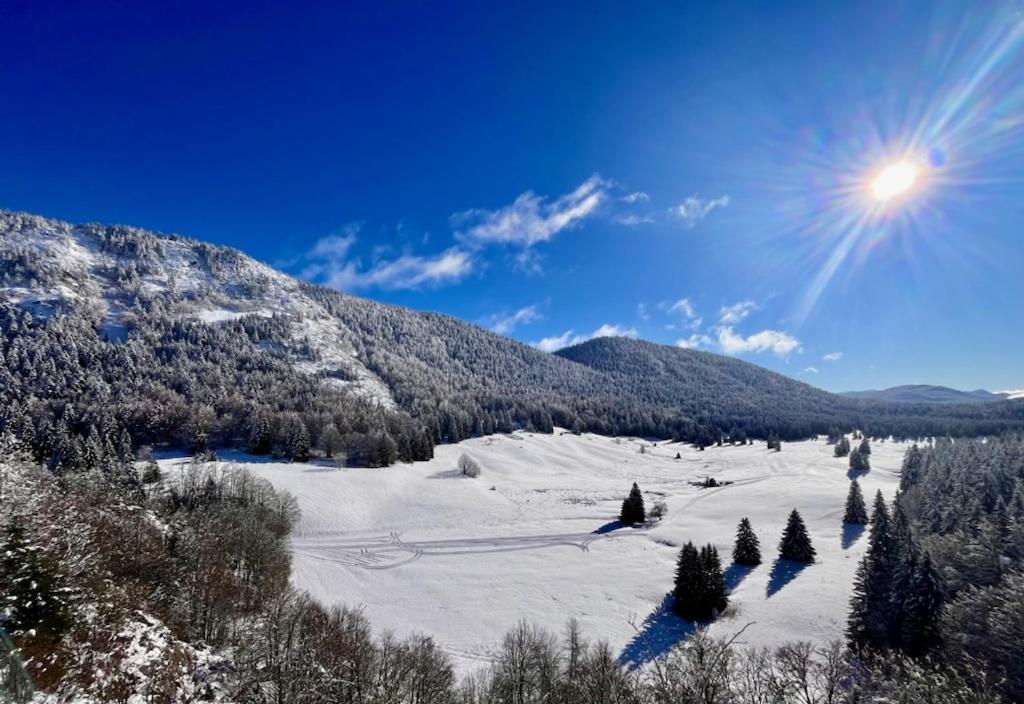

{"left": 452, "top": 175, "right": 609, "bottom": 248}
{"left": 676, "top": 333, "right": 713, "bottom": 349}
{"left": 637, "top": 302, "right": 650, "bottom": 321}
{"left": 302, "top": 224, "right": 474, "bottom": 290}
{"left": 489, "top": 305, "right": 542, "bottom": 335}
{"left": 665, "top": 297, "right": 703, "bottom": 329}
{"left": 533, "top": 323, "right": 638, "bottom": 353}
{"left": 804, "top": 366, "right": 820, "bottom": 374}
{"left": 669, "top": 194, "right": 729, "bottom": 227}
{"left": 621, "top": 191, "right": 650, "bottom": 204}
{"left": 717, "top": 326, "right": 800, "bottom": 357}
{"left": 823, "top": 352, "right": 844, "bottom": 362}
{"left": 719, "top": 300, "right": 757, "bottom": 325}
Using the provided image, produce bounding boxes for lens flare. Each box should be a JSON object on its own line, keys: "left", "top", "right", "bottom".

{"left": 870, "top": 161, "right": 920, "bottom": 200}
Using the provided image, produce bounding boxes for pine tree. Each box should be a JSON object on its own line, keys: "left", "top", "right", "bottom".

{"left": 732, "top": 517, "right": 762, "bottom": 566}
{"left": 834, "top": 436, "right": 851, "bottom": 458}
{"left": 850, "top": 448, "right": 871, "bottom": 473}
{"left": 672, "top": 541, "right": 727, "bottom": 620}
{"left": 619, "top": 482, "right": 646, "bottom": 525}
{"left": 700, "top": 545, "right": 728, "bottom": 613}
{"left": 672, "top": 542, "right": 703, "bottom": 619}
{"left": 899, "top": 551, "right": 943, "bottom": 655}
{"left": 778, "top": 509, "right": 816, "bottom": 562}
{"left": 859, "top": 437, "right": 872, "bottom": 456}
{"left": 848, "top": 491, "right": 897, "bottom": 650}
{"left": 0, "top": 516, "right": 68, "bottom": 639}
{"left": 844, "top": 480, "right": 869, "bottom": 524}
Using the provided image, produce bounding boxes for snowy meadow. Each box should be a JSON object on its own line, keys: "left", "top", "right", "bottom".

{"left": 161, "top": 432, "right": 905, "bottom": 675}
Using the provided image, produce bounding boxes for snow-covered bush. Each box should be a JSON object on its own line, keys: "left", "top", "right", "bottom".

{"left": 458, "top": 453, "right": 481, "bottom": 478}
{"left": 649, "top": 500, "right": 667, "bottom": 521}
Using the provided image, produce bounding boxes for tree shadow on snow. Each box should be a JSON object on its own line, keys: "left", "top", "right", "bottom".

{"left": 846, "top": 468, "right": 868, "bottom": 480}
{"left": 842, "top": 523, "right": 866, "bottom": 550}
{"left": 766, "top": 559, "right": 809, "bottom": 598}
{"left": 723, "top": 563, "right": 754, "bottom": 593}
{"left": 593, "top": 520, "right": 626, "bottom": 534}
{"left": 618, "top": 594, "right": 701, "bottom": 670}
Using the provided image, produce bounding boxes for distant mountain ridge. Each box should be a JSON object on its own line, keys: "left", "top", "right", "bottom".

{"left": 840, "top": 385, "right": 1003, "bottom": 404}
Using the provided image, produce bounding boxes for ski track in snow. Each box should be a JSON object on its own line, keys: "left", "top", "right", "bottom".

{"left": 293, "top": 527, "right": 649, "bottom": 569}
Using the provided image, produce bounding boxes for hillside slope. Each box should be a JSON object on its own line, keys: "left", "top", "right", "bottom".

{"left": 1, "top": 210, "right": 1021, "bottom": 471}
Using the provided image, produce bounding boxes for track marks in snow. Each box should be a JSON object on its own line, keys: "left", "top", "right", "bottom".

{"left": 293, "top": 528, "right": 648, "bottom": 570}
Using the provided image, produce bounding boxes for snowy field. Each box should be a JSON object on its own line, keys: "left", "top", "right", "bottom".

{"left": 161, "top": 432, "right": 905, "bottom": 675}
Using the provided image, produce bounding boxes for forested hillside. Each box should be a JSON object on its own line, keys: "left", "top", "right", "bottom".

{"left": 2, "top": 210, "right": 1022, "bottom": 471}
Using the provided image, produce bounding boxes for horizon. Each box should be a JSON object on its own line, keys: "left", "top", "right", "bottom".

{"left": 3, "top": 1, "right": 1023, "bottom": 392}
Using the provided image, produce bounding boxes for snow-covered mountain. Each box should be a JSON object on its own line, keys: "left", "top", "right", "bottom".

{"left": 2, "top": 209, "right": 1022, "bottom": 469}
{"left": 1, "top": 210, "right": 396, "bottom": 406}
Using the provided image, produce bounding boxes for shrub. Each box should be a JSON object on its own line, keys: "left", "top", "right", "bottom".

{"left": 458, "top": 453, "right": 481, "bottom": 478}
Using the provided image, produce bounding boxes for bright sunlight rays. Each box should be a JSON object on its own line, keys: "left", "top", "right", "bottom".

{"left": 870, "top": 161, "right": 920, "bottom": 201}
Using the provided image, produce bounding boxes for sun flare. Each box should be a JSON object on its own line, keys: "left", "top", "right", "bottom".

{"left": 870, "top": 161, "right": 919, "bottom": 201}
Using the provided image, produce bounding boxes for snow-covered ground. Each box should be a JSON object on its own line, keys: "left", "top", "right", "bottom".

{"left": 161, "top": 432, "right": 905, "bottom": 675}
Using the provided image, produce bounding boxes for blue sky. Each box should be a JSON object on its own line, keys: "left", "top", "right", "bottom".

{"left": 3, "top": 0, "right": 1023, "bottom": 392}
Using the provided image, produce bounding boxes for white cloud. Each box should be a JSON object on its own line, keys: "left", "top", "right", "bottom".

{"left": 676, "top": 333, "right": 712, "bottom": 349}
{"left": 303, "top": 225, "right": 474, "bottom": 291}
{"left": 637, "top": 303, "right": 650, "bottom": 321}
{"left": 621, "top": 191, "right": 650, "bottom": 203}
{"left": 719, "top": 300, "right": 757, "bottom": 324}
{"left": 717, "top": 326, "right": 800, "bottom": 357}
{"left": 591, "top": 323, "right": 638, "bottom": 339}
{"left": 614, "top": 213, "right": 655, "bottom": 226}
{"left": 666, "top": 297, "right": 703, "bottom": 329}
{"left": 533, "top": 323, "right": 637, "bottom": 353}
{"left": 668, "top": 298, "right": 698, "bottom": 319}
{"left": 490, "top": 305, "right": 542, "bottom": 334}
{"left": 452, "top": 175, "right": 609, "bottom": 247}
{"left": 823, "top": 352, "right": 844, "bottom": 362}
{"left": 669, "top": 194, "right": 729, "bottom": 227}
{"left": 804, "top": 366, "right": 820, "bottom": 374}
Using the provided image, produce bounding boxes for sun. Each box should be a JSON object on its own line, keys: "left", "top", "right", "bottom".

{"left": 870, "top": 161, "right": 920, "bottom": 201}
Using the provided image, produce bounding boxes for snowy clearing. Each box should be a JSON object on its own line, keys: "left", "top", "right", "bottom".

{"left": 160, "top": 432, "right": 905, "bottom": 675}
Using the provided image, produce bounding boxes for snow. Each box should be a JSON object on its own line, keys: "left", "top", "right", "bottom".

{"left": 193, "top": 307, "right": 274, "bottom": 323}
{"left": 160, "top": 432, "right": 906, "bottom": 676}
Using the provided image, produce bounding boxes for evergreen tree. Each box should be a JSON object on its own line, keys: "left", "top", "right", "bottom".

{"left": 672, "top": 541, "right": 727, "bottom": 620}
{"left": 619, "top": 482, "right": 646, "bottom": 525}
{"left": 778, "top": 509, "right": 816, "bottom": 562}
{"left": 848, "top": 491, "right": 897, "bottom": 650}
{"left": 859, "top": 437, "right": 872, "bottom": 456}
{"left": 699, "top": 544, "right": 728, "bottom": 613}
{"left": 732, "top": 517, "right": 762, "bottom": 566}
{"left": 0, "top": 515, "right": 68, "bottom": 639}
{"left": 843, "top": 480, "right": 869, "bottom": 524}
{"left": 899, "top": 551, "right": 943, "bottom": 655}
{"left": 834, "top": 436, "right": 851, "bottom": 458}
{"left": 849, "top": 448, "right": 871, "bottom": 472}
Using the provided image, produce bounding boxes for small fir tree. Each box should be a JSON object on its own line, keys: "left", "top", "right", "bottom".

{"left": 620, "top": 482, "right": 646, "bottom": 525}
{"left": 859, "top": 437, "right": 872, "bottom": 456}
{"left": 844, "top": 480, "right": 869, "bottom": 524}
{"left": 732, "top": 517, "right": 762, "bottom": 566}
{"left": 778, "top": 509, "right": 816, "bottom": 562}
{"left": 834, "top": 436, "right": 851, "bottom": 458}
{"left": 850, "top": 448, "right": 871, "bottom": 473}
